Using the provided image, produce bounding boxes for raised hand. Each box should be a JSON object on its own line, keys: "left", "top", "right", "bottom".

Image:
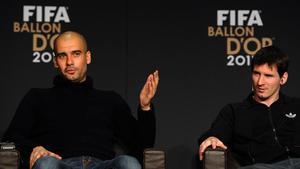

{"left": 139, "top": 70, "right": 159, "bottom": 110}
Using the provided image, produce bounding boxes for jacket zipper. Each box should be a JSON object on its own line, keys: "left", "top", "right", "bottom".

{"left": 267, "top": 108, "right": 291, "bottom": 158}
{"left": 248, "top": 144, "right": 256, "bottom": 164}
{"left": 267, "top": 108, "right": 281, "bottom": 145}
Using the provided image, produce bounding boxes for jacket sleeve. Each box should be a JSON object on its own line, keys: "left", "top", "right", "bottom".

{"left": 2, "top": 89, "right": 40, "bottom": 168}
{"left": 137, "top": 104, "right": 156, "bottom": 148}
{"left": 112, "top": 92, "right": 156, "bottom": 159}
{"left": 199, "top": 104, "right": 234, "bottom": 146}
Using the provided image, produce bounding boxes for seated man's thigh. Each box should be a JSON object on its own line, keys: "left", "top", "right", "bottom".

{"left": 33, "top": 156, "right": 71, "bottom": 169}
{"left": 104, "top": 155, "right": 141, "bottom": 169}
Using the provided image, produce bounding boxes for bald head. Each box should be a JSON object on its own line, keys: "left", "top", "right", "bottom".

{"left": 54, "top": 31, "right": 88, "bottom": 54}
{"left": 52, "top": 31, "right": 92, "bottom": 83}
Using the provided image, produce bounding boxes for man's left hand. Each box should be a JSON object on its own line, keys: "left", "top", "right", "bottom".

{"left": 140, "top": 70, "right": 159, "bottom": 111}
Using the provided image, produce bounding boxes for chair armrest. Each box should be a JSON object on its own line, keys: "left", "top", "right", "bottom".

{"left": 203, "top": 147, "right": 240, "bottom": 169}
{"left": 143, "top": 148, "right": 166, "bottom": 169}
{"left": 0, "top": 142, "right": 20, "bottom": 169}
{"left": 203, "top": 147, "right": 227, "bottom": 169}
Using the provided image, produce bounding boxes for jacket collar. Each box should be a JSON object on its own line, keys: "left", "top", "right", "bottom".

{"left": 243, "top": 92, "right": 292, "bottom": 108}
{"left": 53, "top": 75, "right": 93, "bottom": 89}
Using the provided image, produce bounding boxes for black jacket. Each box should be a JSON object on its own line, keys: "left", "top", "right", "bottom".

{"left": 2, "top": 75, "right": 156, "bottom": 168}
{"left": 199, "top": 93, "right": 300, "bottom": 166}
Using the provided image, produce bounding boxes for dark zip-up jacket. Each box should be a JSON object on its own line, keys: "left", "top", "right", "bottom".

{"left": 199, "top": 93, "right": 300, "bottom": 166}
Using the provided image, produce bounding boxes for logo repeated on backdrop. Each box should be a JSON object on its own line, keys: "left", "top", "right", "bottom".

{"left": 13, "top": 5, "right": 70, "bottom": 63}
{"left": 208, "top": 10, "right": 274, "bottom": 66}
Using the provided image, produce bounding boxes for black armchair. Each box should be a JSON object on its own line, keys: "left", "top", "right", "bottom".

{"left": 203, "top": 147, "right": 240, "bottom": 169}
{"left": 143, "top": 148, "right": 166, "bottom": 169}
{"left": 0, "top": 142, "right": 19, "bottom": 169}
{"left": 114, "top": 140, "right": 166, "bottom": 169}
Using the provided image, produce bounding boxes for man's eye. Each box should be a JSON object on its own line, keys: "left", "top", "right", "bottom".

{"left": 56, "top": 54, "right": 66, "bottom": 58}
{"left": 74, "top": 52, "right": 81, "bottom": 56}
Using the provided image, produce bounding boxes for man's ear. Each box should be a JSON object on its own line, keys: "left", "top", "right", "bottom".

{"left": 53, "top": 57, "right": 59, "bottom": 68}
{"left": 86, "top": 51, "right": 92, "bottom": 64}
{"left": 280, "top": 72, "right": 288, "bottom": 85}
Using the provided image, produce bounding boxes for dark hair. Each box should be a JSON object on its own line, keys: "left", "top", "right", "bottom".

{"left": 251, "top": 46, "right": 289, "bottom": 77}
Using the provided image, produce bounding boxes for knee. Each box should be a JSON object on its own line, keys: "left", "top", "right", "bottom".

{"left": 33, "top": 156, "right": 61, "bottom": 169}
{"left": 113, "top": 155, "right": 141, "bottom": 169}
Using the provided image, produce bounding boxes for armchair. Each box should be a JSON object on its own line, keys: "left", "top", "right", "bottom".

{"left": 203, "top": 147, "right": 240, "bottom": 169}
{"left": 0, "top": 142, "right": 19, "bottom": 169}
{"left": 114, "top": 140, "right": 166, "bottom": 169}
{"left": 143, "top": 148, "right": 166, "bottom": 169}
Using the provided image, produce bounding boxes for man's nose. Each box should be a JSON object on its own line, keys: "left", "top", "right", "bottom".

{"left": 66, "top": 55, "right": 73, "bottom": 65}
{"left": 257, "top": 76, "right": 265, "bottom": 85}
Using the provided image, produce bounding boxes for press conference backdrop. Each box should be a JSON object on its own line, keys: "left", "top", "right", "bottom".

{"left": 1, "top": 0, "right": 300, "bottom": 168}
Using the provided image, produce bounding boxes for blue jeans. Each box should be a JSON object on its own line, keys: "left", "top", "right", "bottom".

{"left": 239, "top": 158, "right": 300, "bottom": 169}
{"left": 32, "top": 155, "right": 141, "bottom": 169}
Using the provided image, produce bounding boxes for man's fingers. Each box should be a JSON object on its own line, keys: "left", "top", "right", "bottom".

{"left": 199, "top": 140, "right": 212, "bottom": 160}
{"left": 49, "top": 152, "right": 62, "bottom": 160}
{"left": 146, "top": 75, "right": 153, "bottom": 90}
{"left": 30, "top": 153, "right": 62, "bottom": 169}
{"left": 217, "top": 142, "right": 227, "bottom": 149}
{"left": 149, "top": 81, "right": 154, "bottom": 91}
{"left": 153, "top": 70, "right": 159, "bottom": 85}
{"left": 30, "top": 157, "right": 38, "bottom": 169}
{"left": 40, "top": 151, "right": 48, "bottom": 156}
{"left": 153, "top": 71, "right": 159, "bottom": 85}
{"left": 151, "top": 77, "right": 158, "bottom": 91}
{"left": 199, "top": 146, "right": 204, "bottom": 160}
{"left": 200, "top": 140, "right": 211, "bottom": 153}
{"left": 149, "top": 73, "right": 159, "bottom": 96}
{"left": 30, "top": 151, "right": 42, "bottom": 169}
{"left": 211, "top": 142, "right": 216, "bottom": 149}
{"left": 139, "top": 70, "right": 159, "bottom": 109}
{"left": 145, "top": 70, "right": 159, "bottom": 93}
{"left": 154, "top": 70, "right": 159, "bottom": 79}
{"left": 199, "top": 137, "right": 227, "bottom": 161}
{"left": 145, "top": 76, "right": 156, "bottom": 98}
{"left": 29, "top": 146, "right": 62, "bottom": 169}
{"left": 199, "top": 143, "right": 209, "bottom": 160}
{"left": 30, "top": 151, "right": 38, "bottom": 168}
{"left": 147, "top": 74, "right": 153, "bottom": 83}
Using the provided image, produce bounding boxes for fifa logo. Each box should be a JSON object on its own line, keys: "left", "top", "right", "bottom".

{"left": 13, "top": 5, "right": 71, "bottom": 63}
{"left": 208, "top": 10, "right": 273, "bottom": 66}
{"left": 23, "top": 5, "right": 70, "bottom": 23}
{"left": 217, "top": 10, "right": 263, "bottom": 26}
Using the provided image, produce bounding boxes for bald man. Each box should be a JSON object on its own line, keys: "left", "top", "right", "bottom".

{"left": 2, "top": 31, "right": 159, "bottom": 169}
